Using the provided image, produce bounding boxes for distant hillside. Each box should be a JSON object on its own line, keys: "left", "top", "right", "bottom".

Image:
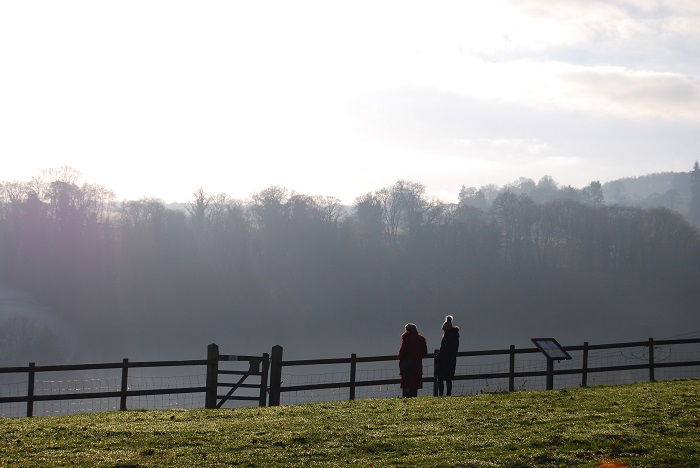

{"left": 603, "top": 171, "right": 691, "bottom": 214}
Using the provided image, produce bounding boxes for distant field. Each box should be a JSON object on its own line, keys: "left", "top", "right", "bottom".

{"left": 1, "top": 380, "right": 698, "bottom": 467}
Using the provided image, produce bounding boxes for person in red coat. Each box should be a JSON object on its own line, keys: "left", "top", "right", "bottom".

{"left": 398, "top": 323, "right": 428, "bottom": 398}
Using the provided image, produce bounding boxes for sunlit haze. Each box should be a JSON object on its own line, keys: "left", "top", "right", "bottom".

{"left": 1, "top": 0, "right": 699, "bottom": 202}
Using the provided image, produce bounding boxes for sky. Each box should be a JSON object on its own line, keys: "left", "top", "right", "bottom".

{"left": 1, "top": 0, "right": 699, "bottom": 203}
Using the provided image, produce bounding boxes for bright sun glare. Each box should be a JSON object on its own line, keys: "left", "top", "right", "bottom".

{"left": 1, "top": 1, "right": 699, "bottom": 202}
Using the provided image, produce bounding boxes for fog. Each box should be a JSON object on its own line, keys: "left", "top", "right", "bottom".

{"left": 1, "top": 166, "right": 699, "bottom": 366}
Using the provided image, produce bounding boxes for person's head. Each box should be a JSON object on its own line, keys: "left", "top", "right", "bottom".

{"left": 442, "top": 315, "right": 454, "bottom": 332}
{"left": 405, "top": 323, "right": 417, "bottom": 333}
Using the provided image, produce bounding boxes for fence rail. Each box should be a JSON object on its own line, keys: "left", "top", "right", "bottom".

{"left": 267, "top": 337, "right": 700, "bottom": 405}
{"left": 0, "top": 346, "right": 267, "bottom": 417}
{"left": 1, "top": 337, "right": 699, "bottom": 417}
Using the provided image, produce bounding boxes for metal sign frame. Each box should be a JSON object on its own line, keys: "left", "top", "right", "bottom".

{"left": 531, "top": 337, "right": 572, "bottom": 361}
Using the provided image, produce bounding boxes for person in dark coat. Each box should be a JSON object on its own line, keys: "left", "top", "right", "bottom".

{"left": 398, "top": 323, "right": 428, "bottom": 398}
{"left": 437, "top": 315, "right": 459, "bottom": 396}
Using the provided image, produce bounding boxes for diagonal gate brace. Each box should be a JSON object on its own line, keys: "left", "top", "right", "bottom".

{"left": 216, "top": 371, "right": 251, "bottom": 409}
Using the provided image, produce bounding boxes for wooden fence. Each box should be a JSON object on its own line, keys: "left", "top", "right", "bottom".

{"left": 0, "top": 347, "right": 270, "bottom": 417}
{"left": 1, "top": 337, "right": 699, "bottom": 416}
{"left": 0, "top": 358, "right": 208, "bottom": 417}
{"left": 266, "top": 337, "right": 700, "bottom": 406}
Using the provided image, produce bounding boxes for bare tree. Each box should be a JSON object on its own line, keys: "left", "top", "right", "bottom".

{"left": 315, "top": 196, "right": 343, "bottom": 225}
{"left": 250, "top": 186, "right": 290, "bottom": 232}
{"left": 375, "top": 187, "right": 401, "bottom": 242}
{"left": 186, "top": 188, "right": 212, "bottom": 227}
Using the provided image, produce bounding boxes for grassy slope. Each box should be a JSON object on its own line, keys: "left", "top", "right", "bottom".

{"left": 1, "top": 380, "right": 698, "bottom": 467}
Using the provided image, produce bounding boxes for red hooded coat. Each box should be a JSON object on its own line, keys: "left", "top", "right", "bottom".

{"left": 398, "top": 330, "right": 428, "bottom": 389}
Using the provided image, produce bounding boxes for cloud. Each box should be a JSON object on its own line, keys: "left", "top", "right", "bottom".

{"left": 503, "top": 0, "right": 700, "bottom": 60}
{"left": 510, "top": 1, "right": 641, "bottom": 39}
{"left": 456, "top": 138, "right": 551, "bottom": 156}
{"left": 660, "top": 16, "right": 700, "bottom": 40}
{"left": 556, "top": 65, "right": 700, "bottom": 121}
{"left": 452, "top": 139, "right": 583, "bottom": 169}
{"left": 417, "top": 59, "right": 700, "bottom": 123}
{"left": 534, "top": 156, "right": 585, "bottom": 168}
{"left": 1, "top": 0, "right": 699, "bottom": 202}
{"left": 662, "top": 0, "right": 700, "bottom": 15}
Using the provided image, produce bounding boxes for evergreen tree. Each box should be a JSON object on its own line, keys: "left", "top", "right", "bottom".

{"left": 584, "top": 181, "right": 604, "bottom": 206}
{"left": 689, "top": 161, "right": 700, "bottom": 226}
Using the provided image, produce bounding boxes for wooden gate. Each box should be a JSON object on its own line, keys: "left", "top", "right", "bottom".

{"left": 205, "top": 344, "right": 269, "bottom": 408}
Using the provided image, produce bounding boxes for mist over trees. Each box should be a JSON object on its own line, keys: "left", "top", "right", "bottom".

{"left": 602, "top": 170, "right": 693, "bottom": 215}
{"left": 1, "top": 167, "right": 699, "bottom": 365}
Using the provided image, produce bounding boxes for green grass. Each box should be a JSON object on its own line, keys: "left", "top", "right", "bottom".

{"left": 1, "top": 380, "right": 699, "bottom": 467}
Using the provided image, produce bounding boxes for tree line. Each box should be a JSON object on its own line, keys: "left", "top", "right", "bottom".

{"left": 1, "top": 167, "right": 699, "bottom": 364}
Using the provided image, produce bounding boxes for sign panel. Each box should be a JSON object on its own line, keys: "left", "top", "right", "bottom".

{"left": 531, "top": 338, "right": 572, "bottom": 360}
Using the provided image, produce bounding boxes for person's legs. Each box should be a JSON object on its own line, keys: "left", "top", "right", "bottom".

{"left": 446, "top": 379, "right": 452, "bottom": 396}
{"left": 402, "top": 388, "right": 410, "bottom": 398}
{"left": 410, "top": 388, "right": 418, "bottom": 398}
{"left": 438, "top": 378, "right": 445, "bottom": 396}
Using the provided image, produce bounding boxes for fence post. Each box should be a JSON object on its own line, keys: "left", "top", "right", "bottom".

{"left": 648, "top": 337, "right": 655, "bottom": 382}
{"left": 268, "top": 345, "right": 283, "bottom": 407}
{"left": 205, "top": 343, "right": 219, "bottom": 409}
{"left": 120, "top": 358, "right": 129, "bottom": 411}
{"left": 433, "top": 350, "right": 439, "bottom": 396}
{"left": 258, "top": 352, "right": 270, "bottom": 407}
{"left": 581, "top": 342, "right": 588, "bottom": 388}
{"left": 349, "top": 353, "right": 357, "bottom": 401}
{"left": 26, "top": 362, "right": 35, "bottom": 417}
{"left": 508, "top": 345, "right": 515, "bottom": 392}
{"left": 546, "top": 358, "right": 554, "bottom": 390}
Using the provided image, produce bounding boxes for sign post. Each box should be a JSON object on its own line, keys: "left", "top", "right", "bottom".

{"left": 531, "top": 338, "right": 572, "bottom": 390}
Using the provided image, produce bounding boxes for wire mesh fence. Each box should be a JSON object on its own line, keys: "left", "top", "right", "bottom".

{"left": 1, "top": 338, "right": 699, "bottom": 417}
{"left": 0, "top": 372, "right": 207, "bottom": 417}
{"left": 279, "top": 341, "right": 700, "bottom": 405}
{"left": 0, "top": 378, "right": 26, "bottom": 418}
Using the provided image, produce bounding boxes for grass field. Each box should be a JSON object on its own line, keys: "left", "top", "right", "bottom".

{"left": 1, "top": 379, "right": 698, "bottom": 467}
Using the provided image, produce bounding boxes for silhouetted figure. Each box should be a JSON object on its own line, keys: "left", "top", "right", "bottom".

{"left": 437, "top": 315, "right": 459, "bottom": 396}
{"left": 398, "top": 323, "right": 428, "bottom": 398}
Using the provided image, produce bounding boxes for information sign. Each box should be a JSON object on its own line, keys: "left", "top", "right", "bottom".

{"left": 531, "top": 338, "right": 572, "bottom": 361}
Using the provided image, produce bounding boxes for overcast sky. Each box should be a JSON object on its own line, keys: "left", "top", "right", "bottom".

{"left": 1, "top": 1, "right": 699, "bottom": 203}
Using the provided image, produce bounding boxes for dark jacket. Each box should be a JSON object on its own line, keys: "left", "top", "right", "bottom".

{"left": 437, "top": 327, "right": 459, "bottom": 379}
{"left": 398, "top": 330, "right": 428, "bottom": 389}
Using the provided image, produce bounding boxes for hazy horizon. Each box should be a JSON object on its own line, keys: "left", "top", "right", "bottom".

{"left": 2, "top": 1, "right": 699, "bottom": 204}
{"left": 5, "top": 164, "right": 697, "bottom": 206}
